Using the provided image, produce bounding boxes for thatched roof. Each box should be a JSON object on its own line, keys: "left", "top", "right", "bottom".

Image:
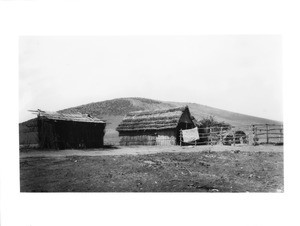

{"left": 32, "top": 110, "right": 105, "bottom": 124}
{"left": 116, "top": 106, "right": 192, "bottom": 132}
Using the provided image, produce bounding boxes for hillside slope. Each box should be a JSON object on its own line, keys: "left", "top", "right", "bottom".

{"left": 59, "top": 98, "right": 175, "bottom": 117}
{"left": 20, "top": 97, "right": 281, "bottom": 145}
{"left": 168, "top": 101, "right": 280, "bottom": 126}
{"left": 60, "top": 97, "right": 280, "bottom": 126}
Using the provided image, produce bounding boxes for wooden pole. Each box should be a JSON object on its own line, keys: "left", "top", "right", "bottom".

{"left": 255, "top": 126, "right": 258, "bottom": 145}
{"left": 280, "top": 125, "right": 283, "bottom": 143}
{"left": 205, "top": 127, "right": 207, "bottom": 145}
{"left": 233, "top": 128, "right": 235, "bottom": 146}
{"left": 266, "top": 124, "right": 269, "bottom": 144}
{"left": 180, "top": 129, "right": 182, "bottom": 146}
{"left": 210, "top": 127, "right": 213, "bottom": 146}
{"left": 220, "top": 127, "right": 223, "bottom": 145}
{"left": 251, "top": 125, "right": 255, "bottom": 146}
{"left": 195, "top": 127, "right": 197, "bottom": 146}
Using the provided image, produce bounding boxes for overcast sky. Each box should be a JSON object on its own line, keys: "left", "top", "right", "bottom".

{"left": 19, "top": 36, "right": 282, "bottom": 122}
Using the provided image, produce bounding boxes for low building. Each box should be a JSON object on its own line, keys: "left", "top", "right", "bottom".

{"left": 34, "top": 110, "right": 106, "bottom": 149}
{"left": 116, "top": 106, "right": 196, "bottom": 145}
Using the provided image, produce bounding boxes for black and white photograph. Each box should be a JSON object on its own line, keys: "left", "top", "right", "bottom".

{"left": 19, "top": 36, "right": 283, "bottom": 192}
{"left": 2, "top": 1, "right": 300, "bottom": 226}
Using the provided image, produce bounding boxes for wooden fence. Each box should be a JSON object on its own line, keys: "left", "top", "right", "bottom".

{"left": 250, "top": 124, "right": 284, "bottom": 145}
{"left": 180, "top": 124, "right": 283, "bottom": 146}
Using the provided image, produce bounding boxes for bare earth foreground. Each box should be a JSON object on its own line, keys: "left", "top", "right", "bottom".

{"left": 20, "top": 145, "right": 283, "bottom": 192}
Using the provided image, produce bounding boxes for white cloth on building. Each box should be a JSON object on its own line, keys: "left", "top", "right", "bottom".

{"left": 182, "top": 127, "right": 199, "bottom": 143}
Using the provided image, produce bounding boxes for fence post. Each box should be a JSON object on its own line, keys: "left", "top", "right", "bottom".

{"left": 266, "top": 124, "right": 269, "bottom": 144}
{"left": 195, "top": 127, "right": 197, "bottom": 146}
{"left": 233, "top": 128, "right": 235, "bottom": 146}
{"left": 210, "top": 127, "right": 213, "bottom": 146}
{"left": 280, "top": 125, "right": 283, "bottom": 143}
{"left": 205, "top": 127, "right": 208, "bottom": 145}
{"left": 207, "top": 127, "right": 209, "bottom": 145}
{"left": 251, "top": 125, "right": 254, "bottom": 145}
{"left": 220, "top": 127, "right": 223, "bottom": 145}
{"left": 180, "top": 129, "right": 182, "bottom": 146}
{"left": 252, "top": 125, "right": 256, "bottom": 146}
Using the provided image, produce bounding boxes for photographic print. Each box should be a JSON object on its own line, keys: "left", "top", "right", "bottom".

{"left": 19, "top": 36, "right": 283, "bottom": 192}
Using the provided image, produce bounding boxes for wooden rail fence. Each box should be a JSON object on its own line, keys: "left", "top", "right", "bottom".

{"left": 180, "top": 124, "right": 283, "bottom": 146}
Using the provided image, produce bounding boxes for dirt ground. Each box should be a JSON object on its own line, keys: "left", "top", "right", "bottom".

{"left": 20, "top": 145, "right": 283, "bottom": 192}
{"left": 20, "top": 144, "right": 283, "bottom": 158}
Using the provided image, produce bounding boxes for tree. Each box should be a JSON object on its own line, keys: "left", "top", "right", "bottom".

{"left": 196, "top": 115, "right": 232, "bottom": 145}
{"left": 198, "top": 115, "right": 231, "bottom": 129}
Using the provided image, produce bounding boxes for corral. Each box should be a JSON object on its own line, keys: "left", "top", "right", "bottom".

{"left": 116, "top": 106, "right": 196, "bottom": 145}
{"left": 197, "top": 124, "right": 284, "bottom": 146}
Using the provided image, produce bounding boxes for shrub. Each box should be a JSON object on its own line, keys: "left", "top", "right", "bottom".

{"left": 198, "top": 115, "right": 231, "bottom": 129}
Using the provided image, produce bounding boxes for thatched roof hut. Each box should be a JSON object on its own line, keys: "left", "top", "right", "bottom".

{"left": 37, "top": 111, "right": 104, "bottom": 123}
{"left": 32, "top": 110, "right": 106, "bottom": 149}
{"left": 116, "top": 106, "right": 196, "bottom": 145}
